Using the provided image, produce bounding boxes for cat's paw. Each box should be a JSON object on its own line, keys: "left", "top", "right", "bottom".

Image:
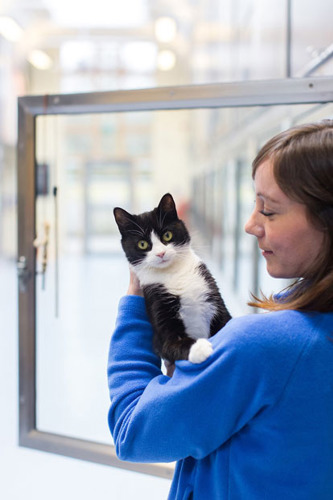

{"left": 188, "top": 338, "right": 213, "bottom": 364}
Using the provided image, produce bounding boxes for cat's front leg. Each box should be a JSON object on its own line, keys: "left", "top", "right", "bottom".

{"left": 159, "top": 336, "right": 213, "bottom": 364}
{"left": 188, "top": 338, "right": 213, "bottom": 363}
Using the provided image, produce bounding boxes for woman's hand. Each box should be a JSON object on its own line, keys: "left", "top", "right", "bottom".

{"left": 127, "top": 268, "right": 144, "bottom": 297}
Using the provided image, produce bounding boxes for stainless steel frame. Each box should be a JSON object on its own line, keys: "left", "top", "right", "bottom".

{"left": 17, "top": 77, "right": 333, "bottom": 478}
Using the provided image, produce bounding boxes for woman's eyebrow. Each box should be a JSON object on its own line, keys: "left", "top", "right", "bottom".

{"left": 256, "top": 192, "right": 280, "bottom": 205}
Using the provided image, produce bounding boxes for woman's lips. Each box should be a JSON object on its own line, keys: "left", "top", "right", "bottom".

{"left": 261, "top": 249, "right": 273, "bottom": 257}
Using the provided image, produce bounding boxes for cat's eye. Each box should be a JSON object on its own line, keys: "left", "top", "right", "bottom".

{"left": 138, "top": 240, "right": 149, "bottom": 250}
{"left": 162, "top": 231, "right": 173, "bottom": 242}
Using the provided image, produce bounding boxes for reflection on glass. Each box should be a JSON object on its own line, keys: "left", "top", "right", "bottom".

{"left": 35, "top": 103, "right": 333, "bottom": 443}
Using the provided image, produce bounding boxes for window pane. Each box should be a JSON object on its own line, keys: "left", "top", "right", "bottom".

{"left": 35, "top": 101, "right": 333, "bottom": 442}
{"left": 291, "top": 0, "right": 333, "bottom": 76}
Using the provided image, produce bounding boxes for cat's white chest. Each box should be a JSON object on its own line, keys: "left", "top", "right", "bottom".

{"left": 138, "top": 250, "right": 216, "bottom": 340}
{"left": 146, "top": 251, "right": 216, "bottom": 339}
{"left": 177, "top": 270, "right": 216, "bottom": 340}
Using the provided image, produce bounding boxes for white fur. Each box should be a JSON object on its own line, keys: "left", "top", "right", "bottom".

{"left": 188, "top": 338, "right": 213, "bottom": 364}
{"left": 134, "top": 234, "right": 218, "bottom": 342}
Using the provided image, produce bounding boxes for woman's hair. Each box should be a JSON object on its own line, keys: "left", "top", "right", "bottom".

{"left": 248, "top": 118, "right": 333, "bottom": 312}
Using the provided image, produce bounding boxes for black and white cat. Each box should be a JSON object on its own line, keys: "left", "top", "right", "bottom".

{"left": 114, "top": 193, "right": 231, "bottom": 364}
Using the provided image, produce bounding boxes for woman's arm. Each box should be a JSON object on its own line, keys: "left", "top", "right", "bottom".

{"left": 107, "top": 297, "right": 307, "bottom": 463}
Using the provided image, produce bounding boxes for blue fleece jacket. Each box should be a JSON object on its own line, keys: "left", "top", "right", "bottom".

{"left": 107, "top": 296, "right": 333, "bottom": 499}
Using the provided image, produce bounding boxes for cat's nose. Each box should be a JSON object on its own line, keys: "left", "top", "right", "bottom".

{"left": 156, "top": 251, "right": 166, "bottom": 259}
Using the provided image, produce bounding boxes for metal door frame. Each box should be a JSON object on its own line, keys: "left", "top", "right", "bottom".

{"left": 17, "top": 77, "right": 333, "bottom": 478}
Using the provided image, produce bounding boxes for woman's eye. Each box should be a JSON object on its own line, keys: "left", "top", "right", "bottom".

{"left": 162, "top": 231, "right": 173, "bottom": 242}
{"left": 260, "top": 210, "right": 275, "bottom": 217}
{"left": 138, "top": 240, "right": 149, "bottom": 250}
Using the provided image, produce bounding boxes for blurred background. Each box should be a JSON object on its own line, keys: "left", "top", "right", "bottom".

{"left": 1, "top": 0, "right": 333, "bottom": 499}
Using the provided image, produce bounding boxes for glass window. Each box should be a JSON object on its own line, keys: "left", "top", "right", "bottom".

{"left": 34, "top": 101, "right": 333, "bottom": 446}
{"left": 291, "top": 0, "right": 333, "bottom": 76}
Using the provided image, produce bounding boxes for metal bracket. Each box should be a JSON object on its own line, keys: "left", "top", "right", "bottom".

{"left": 17, "top": 256, "right": 30, "bottom": 293}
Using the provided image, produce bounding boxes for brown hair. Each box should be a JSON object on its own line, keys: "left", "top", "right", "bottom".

{"left": 248, "top": 119, "right": 333, "bottom": 312}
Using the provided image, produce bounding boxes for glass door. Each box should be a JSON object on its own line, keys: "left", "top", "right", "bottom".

{"left": 17, "top": 78, "right": 333, "bottom": 477}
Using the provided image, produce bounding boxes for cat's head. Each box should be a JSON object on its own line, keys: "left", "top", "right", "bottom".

{"left": 114, "top": 193, "right": 190, "bottom": 271}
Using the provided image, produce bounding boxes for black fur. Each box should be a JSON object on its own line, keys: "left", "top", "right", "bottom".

{"left": 198, "top": 263, "right": 232, "bottom": 336}
{"left": 143, "top": 284, "right": 195, "bottom": 361}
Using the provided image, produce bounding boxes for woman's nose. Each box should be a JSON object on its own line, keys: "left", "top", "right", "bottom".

{"left": 244, "top": 210, "right": 264, "bottom": 238}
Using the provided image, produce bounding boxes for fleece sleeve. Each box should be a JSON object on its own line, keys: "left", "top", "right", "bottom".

{"left": 107, "top": 296, "right": 310, "bottom": 463}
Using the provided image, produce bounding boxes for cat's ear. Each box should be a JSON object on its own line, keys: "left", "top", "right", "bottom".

{"left": 113, "top": 207, "right": 134, "bottom": 233}
{"left": 158, "top": 193, "right": 178, "bottom": 219}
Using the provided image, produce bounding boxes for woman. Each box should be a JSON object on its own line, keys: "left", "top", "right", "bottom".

{"left": 107, "top": 120, "right": 333, "bottom": 499}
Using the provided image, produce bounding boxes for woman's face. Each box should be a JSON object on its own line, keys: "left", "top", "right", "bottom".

{"left": 245, "top": 159, "right": 325, "bottom": 279}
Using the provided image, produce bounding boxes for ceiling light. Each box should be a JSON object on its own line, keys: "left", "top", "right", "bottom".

{"left": 28, "top": 50, "right": 53, "bottom": 70}
{"left": 43, "top": 0, "right": 148, "bottom": 28}
{"left": 155, "top": 17, "right": 177, "bottom": 43}
{"left": 0, "top": 16, "right": 23, "bottom": 42}
{"left": 157, "top": 50, "right": 176, "bottom": 71}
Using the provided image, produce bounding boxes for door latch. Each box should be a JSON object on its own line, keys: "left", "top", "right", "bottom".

{"left": 17, "top": 256, "right": 30, "bottom": 293}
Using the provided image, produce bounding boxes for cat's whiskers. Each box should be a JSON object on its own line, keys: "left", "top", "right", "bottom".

{"left": 123, "top": 216, "right": 145, "bottom": 234}
{"left": 161, "top": 211, "right": 168, "bottom": 228}
{"left": 158, "top": 209, "right": 169, "bottom": 230}
{"left": 129, "top": 229, "right": 145, "bottom": 237}
{"left": 130, "top": 258, "right": 145, "bottom": 267}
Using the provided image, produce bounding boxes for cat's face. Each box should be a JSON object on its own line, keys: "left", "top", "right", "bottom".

{"left": 114, "top": 193, "right": 190, "bottom": 271}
